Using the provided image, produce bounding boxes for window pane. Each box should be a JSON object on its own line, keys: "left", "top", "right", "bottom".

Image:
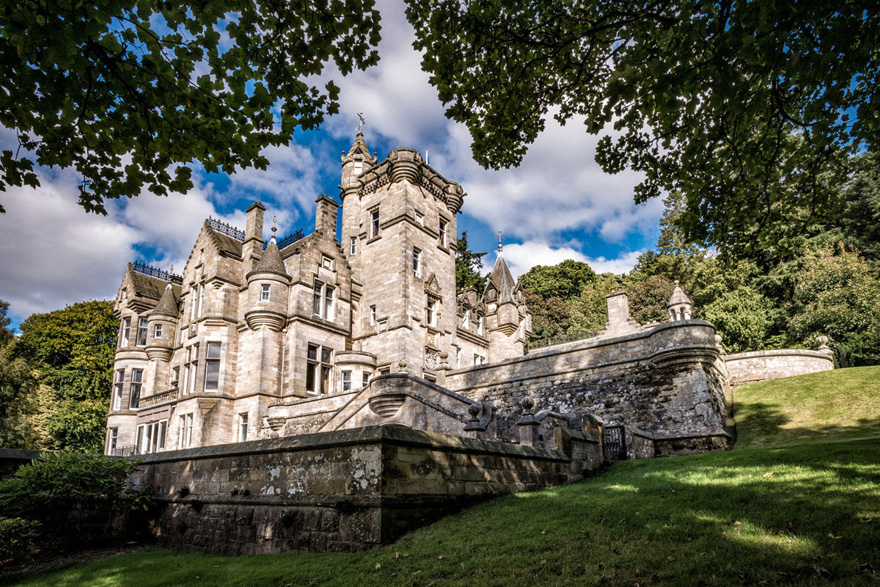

{"left": 313, "top": 283, "right": 322, "bottom": 315}
{"left": 132, "top": 369, "right": 143, "bottom": 383}
{"left": 321, "top": 366, "right": 330, "bottom": 394}
{"left": 207, "top": 342, "right": 221, "bottom": 358}
{"left": 321, "top": 348, "right": 331, "bottom": 363}
{"left": 137, "top": 318, "right": 148, "bottom": 346}
{"left": 205, "top": 360, "right": 220, "bottom": 390}
{"left": 307, "top": 344, "right": 317, "bottom": 361}
{"left": 306, "top": 363, "right": 316, "bottom": 392}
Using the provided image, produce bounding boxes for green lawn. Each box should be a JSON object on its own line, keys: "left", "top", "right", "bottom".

{"left": 10, "top": 367, "right": 880, "bottom": 586}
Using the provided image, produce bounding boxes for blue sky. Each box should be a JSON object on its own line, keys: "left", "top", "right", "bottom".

{"left": 0, "top": 0, "right": 662, "bottom": 330}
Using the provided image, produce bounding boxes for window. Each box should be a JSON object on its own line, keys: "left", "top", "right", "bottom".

{"left": 136, "top": 317, "right": 148, "bottom": 346}
{"left": 312, "top": 282, "right": 335, "bottom": 321}
{"left": 461, "top": 311, "right": 469, "bottom": 329}
{"left": 261, "top": 284, "right": 270, "bottom": 301}
{"left": 189, "top": 285, "right": 199, "bottom": 320}
{"left": 350, "top": 237, "right": 357, "bottom": 255}
{"left": 136, "top": 420, "right": 167, "bottom": 454}
{"left": 342, "top": 370, "right": 352, "bottom": 392}
{"left": 412, "top": 248, "right": 421, "bottom": 277}
{"left": 354, "top": 160, "right": 363, "bottom": 175}
{"left": 321, "top": 255, "right": 333, "bottom": 270}
{"left": 198, "top": 285, "right": 205, "bottom": 316}
{"left": 415, "top": 211, "right": 424, "bottom": 226}
{"left": 439, "top": 219, "right": 448, "bottom": 247}
{"left": 120, "top": 317, "right": 131, "bottom": 347}
{"left": 237, "top": 413, "right": 249, "bottom": 442}
{"left": 369, "top": 305, "right": 377, "bottom": 325}
{"left": 154, "top": 324, "right": 162, "bottom": 338}
{"left": 306, "top": 344, "right": 332, "bottom": 394}
{"left": 183, "top": 344, "right": 199, "bottom": 394}
{"left": 178, "top": 413, "right": 193, "bottom": 449}
{"left": 474, "top": 354, "right": 486, "bottom": 366}
{"left": 370, "top": 208, "right": 380, "bottom": 238}
{"left": 377, "top": 319, "right": 388, "bottom": 332}
{"left": 204, "top": 342, "right": 221, "bottom": 391}
{"left": 107, "top": 428, "right": 118, "bottom": 455}
{"left": 129, "top": 369, "right": 143, "bottom": 409}
{"left": 363, "top": 371, "right": 371, "bottom": 387}
{"left": 426, "top": 298, "right": 438, "bottom": 327}
{"left": 171, "top": 366, "right": 180, "bottom": 388}
{"left": 477, "top": 315, "right": 484, "bottom": 335}
{"left": 113, "top": 369, "right": 124, "bottom": 410}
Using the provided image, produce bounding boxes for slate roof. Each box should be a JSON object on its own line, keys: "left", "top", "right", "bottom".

{"left": 148, "top": 283, "right": 180, "bottom": 317}
{"left": 248, "top": 237, "right": 289, "bottom": 278}
{"left": 667, "top": 282, "right": 693, "bottom": 307}
{"left": 487, "top": 252, "right": 517, "bottom": 303}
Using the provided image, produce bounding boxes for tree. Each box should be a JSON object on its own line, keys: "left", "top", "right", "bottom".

{"left": 455, "top": 231, "right": 488, "bottom": 292}
{"left": 14, "top": 301, "right": 117, "bottom": 451}
{"left": 520, "top": 259, "right": 596, "bottom": 301}
{"left": 0, "top": 0, "right": 381, "bottom": 213}
{"left": 406, "top": 0, "right": 877, "bottom": 253}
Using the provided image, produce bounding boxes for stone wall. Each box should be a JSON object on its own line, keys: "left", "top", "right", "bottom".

{"left": 444, "top": 321, "right": 729, "bottom": 444}
{"left": 724, "top": 349, "right": 834, "bottom": 386}
{"left": 129, "top": 424, "right": 601, "bottom": 554}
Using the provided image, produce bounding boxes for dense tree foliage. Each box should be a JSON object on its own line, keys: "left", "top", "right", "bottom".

{"left": 0, "top": 0, "right": 381, "bottom": 213}
{"left": 519, "top": 260, "right": 596, "bottom": 301}
{"left": 3, "top": 301, "right": 117, "bottom": 451}
{"left": 455, "top": 231, "right": 488, "bottom": 292}
{"left": 406, "top": 0, "right": 879, "bottom": 253}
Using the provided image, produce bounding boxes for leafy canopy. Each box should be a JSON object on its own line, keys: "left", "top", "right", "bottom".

{"left": 406, "top": 0, "right": 879, "bottom": 253}
{"left": 0, "top": 0, "right": 381, "bottom": 213}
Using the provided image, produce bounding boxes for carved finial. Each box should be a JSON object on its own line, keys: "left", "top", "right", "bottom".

{"left": 169, "top": 264, "right": 174, "bottom": 274}
{"left": 497, "top": 230, "right": 503, "bottom": 252}
{"left": 271, "top": 215, "right": 277, "bottom": 238}
{"left": 357, "top": 112, "right": 365, "bottom": 134}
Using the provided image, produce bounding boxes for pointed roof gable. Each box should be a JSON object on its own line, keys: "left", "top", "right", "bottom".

{"left": 667, "top": 281, "right": 693, "bottom": 308}
{"left": 148, "top": 283, "right": 180, "bottom": 317}
{"left": 487, "top": 252, "right": 517, "bottom": 304}
{"left": 345, "top": 131, "right": 375, "bottom": 162}
{"left": 247, "top": 237, "right": 289, "bottom": 279}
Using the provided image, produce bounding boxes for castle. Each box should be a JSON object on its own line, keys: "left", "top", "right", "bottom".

{"left": 101, "top": 133, "right": 842, "bottom": 553}
{"left": 106, "top": 132, "right": 535, "bottom": 455}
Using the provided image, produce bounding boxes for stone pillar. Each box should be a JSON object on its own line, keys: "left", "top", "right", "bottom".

{"left": 516, "top": 397, "right": 541, "bottom": 447}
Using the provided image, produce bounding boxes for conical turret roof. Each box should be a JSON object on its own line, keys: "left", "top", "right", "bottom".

{"left": 248, "top": 237, "right": 289, "bottom": 279}
{"left": 345, "top": 131, "right": 375, "bottom": 161}
{"left": 487, "top": 247, "right": 517, "bottom": 304}
{"left": 148, "top": 283, "right": 179, "bottom": 317}
{"left": 667, "top": 281, "right": 693, "bottom": 307}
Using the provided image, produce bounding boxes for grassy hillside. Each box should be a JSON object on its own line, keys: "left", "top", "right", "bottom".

{"left": 733, "top": 365, "right": 880, "bottom": 449}
{"left": 10, "top": 368, "right": 880, "bottom": 586}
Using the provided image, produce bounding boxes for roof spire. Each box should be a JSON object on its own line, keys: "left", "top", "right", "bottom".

{"left": 497, "top": 230, "right": 503, "bottom": 254}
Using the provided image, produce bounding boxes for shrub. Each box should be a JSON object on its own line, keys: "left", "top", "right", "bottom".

{"left": 0, "top": 517, "right": 41, "bottom": 562}
{"left": 0, "top": 452, "right": 153, "bottom": 543}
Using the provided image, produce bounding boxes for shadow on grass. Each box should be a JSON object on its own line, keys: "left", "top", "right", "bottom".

{"left": 733, "top": 400, "right": 880, "bottom": 449}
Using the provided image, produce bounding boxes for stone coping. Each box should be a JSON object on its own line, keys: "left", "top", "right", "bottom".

{"left": 725, "top": 349, "right": 832, "bottom": 361}
{"left": 128, "top": 425, "right": 579, "bottom": 465}
{"left": 447, "top": 320, "right": 717, "bottom": 378}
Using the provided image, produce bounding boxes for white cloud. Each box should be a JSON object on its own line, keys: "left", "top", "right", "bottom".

{"left": 500, "top": 241, "right": 643, "bottom": 279}
{"left": 0, "top": 177, "right": 138, "bottom": 321}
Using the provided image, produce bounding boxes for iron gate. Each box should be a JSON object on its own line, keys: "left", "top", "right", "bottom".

{"left": 603, "top": 426, "right": 626, "bottom": 462}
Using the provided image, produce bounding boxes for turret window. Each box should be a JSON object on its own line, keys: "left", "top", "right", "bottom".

{"left": 261, "top": 284, "right": 270, "bottom": 301}
{"left": 204, "top": 342, "right": 221, "bottom": 391}
{"left": 439, "top": 219, "right": 448, "bottom": 247}
{"left": 113, "top": 369, "right": 124, "bottom": 410}
{"left": 354, "top": 160, "right": 363, "bottom": 176}
{"left": 154, "top": 324, "right": 162, "bottom": 338}
{"left": 350, "top": 237, "right": 357, "bottom": 255}
{"left": 341, "top": 370, "right": 352, "bottom": 392}
{"left": 136, "top": 317, "right": 148, "bottom": 346}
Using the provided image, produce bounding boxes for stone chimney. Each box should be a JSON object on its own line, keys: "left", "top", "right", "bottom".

{"left": 243, "top": 201, "right": 266, "bottom": 278}
{"left": 602, "top": 289, "right": 640, "bottom": 336}
{"left": 315, "top": 194, "right": 339, "bottom": 237}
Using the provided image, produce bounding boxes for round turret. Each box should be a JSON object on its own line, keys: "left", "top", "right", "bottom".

{"left": 667, "top": 281, "right": 694, "bottom": 321}
{"left": 145, "top": 283, "right": 179, "bottom": 361}
{"left": 245, "top": 236, "right": 291, "bottom": 331}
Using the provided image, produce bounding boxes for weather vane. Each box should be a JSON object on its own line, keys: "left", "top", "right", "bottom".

{"left": 271, "top": 215, "right": 277, "bottom": 237}
{"left": 497, "top": 230, "right": 503, "bottom": 252}
{"left": 357, "top": 112, "right": 365, "bottom": 134}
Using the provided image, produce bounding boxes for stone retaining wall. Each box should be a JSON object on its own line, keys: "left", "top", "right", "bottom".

{"left": 129, "top": 424, "right": 601, "bottom": 554}
{"left": 724, "top": 349, "right": 834, "bottom": 386}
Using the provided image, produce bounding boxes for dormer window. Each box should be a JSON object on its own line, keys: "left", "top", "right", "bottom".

{"left": 461, "top": 311, "right": 469, "bottom": 329}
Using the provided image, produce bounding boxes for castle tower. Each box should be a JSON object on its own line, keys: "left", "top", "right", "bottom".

{"left": 667, "top": 281, "right": 694, "bottom": 321}
{"left": 341, "top": 132, "right": 465, "bottom": 378}
{"left": 144, "top": 283, "right": 179, "bottom": 392}
{"left": 242, "top": 233, "right": 291, "bottom": 396}
{"left": 483, "top": 239, "right": 530, "bottom": 361}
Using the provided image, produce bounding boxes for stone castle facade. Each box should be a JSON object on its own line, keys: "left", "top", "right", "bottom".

{"left": 106, "top": 133, "right": 533, "bottom": 455}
